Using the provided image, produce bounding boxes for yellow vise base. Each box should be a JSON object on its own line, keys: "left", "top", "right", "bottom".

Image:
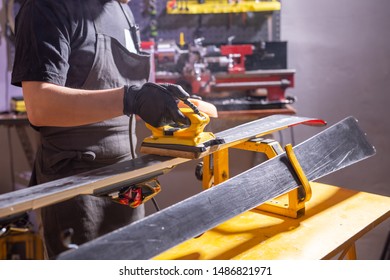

{"left": 143, "top": 108, "right": 216, "bottom": 147}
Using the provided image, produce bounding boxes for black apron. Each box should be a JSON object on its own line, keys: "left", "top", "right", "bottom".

{"left": 31, "top": 2, "right": 150, "bottom": 259}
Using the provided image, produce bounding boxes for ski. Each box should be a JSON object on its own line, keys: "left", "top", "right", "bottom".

{"left": 58, "top": 116, "right": 375, "bottom": 260}
{"left": 0, "top": 115, "right": 324, "bottom": 221}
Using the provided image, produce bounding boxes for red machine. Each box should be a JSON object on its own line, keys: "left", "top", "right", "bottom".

{"left": 220, "top": 44, "right": 253, "bottom": 73}
{"left": 144, "top": 39, "right": 296, "bottom": 111}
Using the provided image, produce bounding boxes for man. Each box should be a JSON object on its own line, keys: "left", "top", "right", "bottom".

{"left": 11, "top": 0, "right": 189, "bottom": 259}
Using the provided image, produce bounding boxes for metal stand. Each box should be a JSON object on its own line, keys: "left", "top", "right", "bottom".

{"left": 201, "top": 137, "right": 312, "bottom": 218}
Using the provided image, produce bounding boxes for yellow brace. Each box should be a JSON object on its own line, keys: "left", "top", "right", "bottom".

{"left": 202, "top": 139, "right": 313, "bottom": 218}
{"left": 285, "top": 144, "right": 312, "bottom": 202}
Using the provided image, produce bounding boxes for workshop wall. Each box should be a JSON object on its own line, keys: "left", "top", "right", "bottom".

{"left": 279, "top": 0, "right": 390, "bottom": 259}
{"left": 280, "top": 0, "right": 390, "bottom": 197}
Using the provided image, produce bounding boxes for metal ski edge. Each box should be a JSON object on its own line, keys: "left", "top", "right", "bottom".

{"left": 214, "top": 115, "right": 326, "bottom": 151}
{"left": 294, "top": 116, "right": 376, "bottom": 180}
{"left": 57, "top": 116, "right": 375, "bottom": 260}
{"left": 215, "top": 114, "right": 325, "bottom": 140}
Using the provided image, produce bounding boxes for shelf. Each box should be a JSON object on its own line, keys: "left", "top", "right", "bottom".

{"left": 166, "top": 0, "right": 281, "bottom": 15}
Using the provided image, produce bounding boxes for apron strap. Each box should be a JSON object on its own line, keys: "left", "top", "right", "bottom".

{"left": 47, "top": 151, "right": 96, "bottom": 173}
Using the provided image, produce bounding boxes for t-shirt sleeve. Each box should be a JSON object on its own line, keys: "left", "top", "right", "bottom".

{"left": 11, "top": 0, "right": 71, "bottom": 87}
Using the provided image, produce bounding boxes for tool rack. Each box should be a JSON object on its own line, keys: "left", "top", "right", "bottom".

{"left": 166, "top": 0, "right": 281, "bottom": 15}
{"left": 130, "top": 0, "right": 280, "bottom": 43}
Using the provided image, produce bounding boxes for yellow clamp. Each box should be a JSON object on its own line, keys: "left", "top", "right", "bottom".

{"left": 285, "top": 144, "right": 312, "bottom": 202}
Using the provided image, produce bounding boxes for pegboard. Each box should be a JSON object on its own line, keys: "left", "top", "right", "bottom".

{"left": 129, "top": 0, "right": 281, "bottom": 45}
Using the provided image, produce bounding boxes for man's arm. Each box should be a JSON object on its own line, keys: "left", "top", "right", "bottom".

{"left": 22, "top": 81, "right": 124, "bottom": 127}
{"left": 23, "top": 81, "right": 191, "bottom": 128}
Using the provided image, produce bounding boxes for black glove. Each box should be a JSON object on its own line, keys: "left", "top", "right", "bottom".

{"left": 123, "top": 82, "right": 191, "bottom": 127}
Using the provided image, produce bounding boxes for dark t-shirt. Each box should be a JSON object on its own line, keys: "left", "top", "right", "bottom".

{"left": 11, "top": 0, "right": 135, "bottom": 89}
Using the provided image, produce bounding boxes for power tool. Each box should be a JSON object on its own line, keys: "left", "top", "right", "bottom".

{"left": 140, "top": 99, "right": 223, "bottom": 159}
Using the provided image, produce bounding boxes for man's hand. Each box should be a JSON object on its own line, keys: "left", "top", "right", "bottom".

{"left": 123, "top": 83, "right": 191, "bottom": 127}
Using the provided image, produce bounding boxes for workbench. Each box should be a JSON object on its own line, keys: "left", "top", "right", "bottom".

{"left": 0, "top": 113, "right": 35, "bottom": 169}
{"left": 0, "top": 112, "right": 29, "bottom": 126}
{"left": 155, "top": 182, "right": 390, "bottom": 260}
{"left": 218, "top": 105, "right": 296, "bottom": 120}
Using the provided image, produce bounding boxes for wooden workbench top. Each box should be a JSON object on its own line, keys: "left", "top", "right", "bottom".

{"left": 0, "top": 112, "right": 29, "bottom": 125}
{"left": 155, "top": 182, "right": 390, "bottom": 260}
{"left": 217, "top": 105, "right": 296, "bottom": 120}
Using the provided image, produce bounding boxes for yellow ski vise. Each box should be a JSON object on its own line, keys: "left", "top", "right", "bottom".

{"left": 140, "top": 107, "right": 222, "bottom": 159}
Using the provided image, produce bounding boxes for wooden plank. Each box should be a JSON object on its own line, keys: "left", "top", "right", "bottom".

{"left": 58, "top": 116, "right": 375, "bottom": 260}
